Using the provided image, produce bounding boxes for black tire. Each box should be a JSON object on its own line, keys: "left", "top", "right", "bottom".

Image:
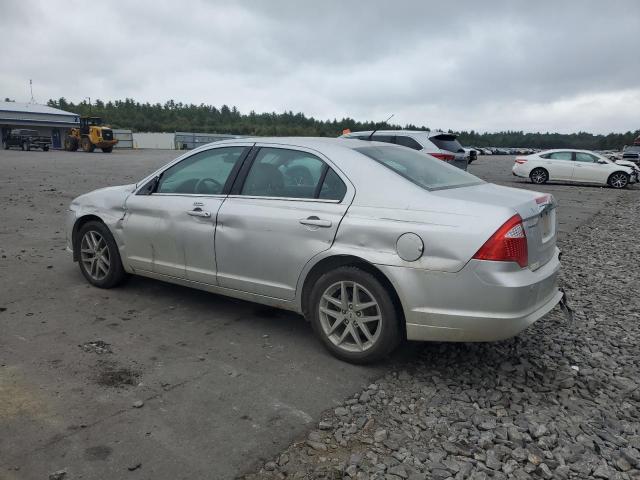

{"left": 102, "top": 146, "right": 113, "bottom": 153}
{"left": 81, "top": 137, "right": 95, "bottom": 153}
{"left": 76, "top": 221, "right": 128, "bottom": 288}
{"left": 70, "top": 137, "right": 79, "bottom": 151}
{"left": 608, "top": 171, "right": 629, "bottom": 189}
{"left": 308, "top": 266, "right": 401, "bottom": 364}
{"left": 530, "top": 167, "right": 548, "bottom": 184}
{"left": 43, "top": 146, "right": 49, "bottom": 152}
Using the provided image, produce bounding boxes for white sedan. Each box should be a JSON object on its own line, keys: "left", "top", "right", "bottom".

{"left": 512, "top": 149, "right": 638, "bottom": 189}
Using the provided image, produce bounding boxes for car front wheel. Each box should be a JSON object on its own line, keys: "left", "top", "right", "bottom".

{"left": 77, "top": 221, "right": 128, "bottom": 288}
{"left": 309, "top": 266, "right": 401, "bottom": 363}
{"left": 608, "top": 172, "right": 629, "bottom": 189}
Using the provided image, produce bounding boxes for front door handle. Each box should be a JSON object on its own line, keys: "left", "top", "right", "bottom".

{"left": 187, "top": 209, "right": 211, "bottom": 218}
{"left": 299, "top": 216, "right": 332, "bottom": 228}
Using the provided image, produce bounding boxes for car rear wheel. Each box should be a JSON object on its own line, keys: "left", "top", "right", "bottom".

{"left": 102, "top": 146, "right": 113, "bottom": 153}
{"left": 43, "top": 146, "right": 49, "bottom": 152}
{"left": 309, "top": 266, "right": 401, "bottom": 363}
{"left": 608, "top": 172, "right": 629, "bottom": 189}
{"left": 77, "top": 221, "right": 128, "bottom": 288}
{"left": 530, "top": 167, "right": 548, "bottom": 184}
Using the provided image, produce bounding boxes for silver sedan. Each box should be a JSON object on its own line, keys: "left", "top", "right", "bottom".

{"left": 66, "top": 138, "right": 562, "bottom": 363}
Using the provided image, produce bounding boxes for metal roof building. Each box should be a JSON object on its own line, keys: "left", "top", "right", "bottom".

{"left": 1, "top": 101, "right": 80, "bottom": 149}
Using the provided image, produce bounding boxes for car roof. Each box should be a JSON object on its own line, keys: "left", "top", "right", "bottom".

{"left": 212, "top": 136, "right": 394, "bottom": 151}
{"left": 343, "top": 130, "right": 453, "bottom": 138}
{"left": 537, "top": 148, "right": 600, "bottom": 154}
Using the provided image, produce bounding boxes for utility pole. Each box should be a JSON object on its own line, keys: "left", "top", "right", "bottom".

{"left": 29, "top": 79, "right": 35, "bottom": 103}
{"left": 85, "top": 96, "right": 91, "bottom": 114}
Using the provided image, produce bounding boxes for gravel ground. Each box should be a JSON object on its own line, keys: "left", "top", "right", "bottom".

{"left": 243, "top": 191, "right": 640, "bottom": 480}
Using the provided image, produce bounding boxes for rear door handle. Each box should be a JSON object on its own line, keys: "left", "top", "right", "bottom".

{"left": 187, "top": 209, "right": 211, "bottom": 218}
{"left": 299, "top": 216, "right": 332, "bottom": 228}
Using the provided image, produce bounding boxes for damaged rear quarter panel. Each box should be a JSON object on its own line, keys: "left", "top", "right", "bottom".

{"left": 332, "top": 204, "right": 508, "bottom": 273}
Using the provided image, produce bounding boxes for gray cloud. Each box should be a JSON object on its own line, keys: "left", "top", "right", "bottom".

{"left": 1, "top": 0, "right": 639, "bottom": 133}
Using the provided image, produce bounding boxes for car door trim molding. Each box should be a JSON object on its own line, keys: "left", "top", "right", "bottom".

{"left": 152, "top": 193, "right": 228, "bottom": 198}
{"left": 225, "top": 194, "right": 341, "bottom": 204}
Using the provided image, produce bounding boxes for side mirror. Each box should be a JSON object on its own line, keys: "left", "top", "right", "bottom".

{"left": 137, "top": 176, "right": 159, "bottom": 195}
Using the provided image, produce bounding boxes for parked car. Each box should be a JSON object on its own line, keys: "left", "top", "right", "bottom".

{"left": 67, "top": 138, "right": 563, "bottom": 363}
{"left": 462, "top": 147, "right": 479, "bottom": 163}
{"left": 622, "top": 145, "right": 640, "bottom": 165}
{"left": 512, "top": 149, "right": 636, "bottom": 189}
{"left": 341, "top": 130, "right": 470, "bottom": 170}
{"left": 2, "top": 129, "right": 51, "bottom": 151}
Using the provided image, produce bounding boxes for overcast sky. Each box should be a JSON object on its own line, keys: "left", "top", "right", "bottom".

{"left": 2, "top": 0, "right": 639, "bottom": 134}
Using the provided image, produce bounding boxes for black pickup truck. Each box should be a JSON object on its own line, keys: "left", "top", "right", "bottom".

{"left": 2, "top": 129, "right": 51, "bottom": 151}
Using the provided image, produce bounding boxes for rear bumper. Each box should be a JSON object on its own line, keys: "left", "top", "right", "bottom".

{"left": 378, "top": 249, "right": 562, "bottom": 342}
{"left": 512, "top": 164, "right": 529, "bottom": 178}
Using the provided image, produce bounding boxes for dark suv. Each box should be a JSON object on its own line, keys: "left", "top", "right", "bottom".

{"left": 622, "top": 145, "right": 640, "bottom": 165}
{"left": 2, "top": 129, "right": 51, "bottom": 151}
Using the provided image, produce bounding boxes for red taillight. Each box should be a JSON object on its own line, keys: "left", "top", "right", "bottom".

{"left": 431, "top": 153, "right": 455, "bottom": 161}
{"left": 473, "top": 214, "right": 528, "bottom": 268}
{"left": 514, "top": 158, "right": 527, "bottom": 164}
{"left": 535, "top": 194, "right": 551, "bottom": 205}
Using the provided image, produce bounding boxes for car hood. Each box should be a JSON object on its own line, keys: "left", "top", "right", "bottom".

{"left": 615, "top": 160, "right": 638, "bottom": 170}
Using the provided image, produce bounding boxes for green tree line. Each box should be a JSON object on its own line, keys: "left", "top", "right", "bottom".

{"left": 46, "top": 97, "right": 639, "bottom": 150}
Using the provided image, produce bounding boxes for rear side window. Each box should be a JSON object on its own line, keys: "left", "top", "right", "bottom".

{"left": 318, "top": 168, "right": 347, "bottom": 201}
{"left": 430, "top": 134, "right": 464, "bottom": 153}
{"left": 241, "top": 147, "right": 345, "bottom": 201}
{"left": 372, "top": 135, "right": 394, "bottom": 144}
{"left": 355, "top": 145, "right": 483, "bottom": 191}
{"left": 395, "top": 136, "right": 423, "bottom": 150}
{"left": 548, "top": 152, "right": 573, "bottom": 161}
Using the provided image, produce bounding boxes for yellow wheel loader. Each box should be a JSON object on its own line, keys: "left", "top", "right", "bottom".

{"left": 64, "top": 117, "right": 118, "bottom": 153}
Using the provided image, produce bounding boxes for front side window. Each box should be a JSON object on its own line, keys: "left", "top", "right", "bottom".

{"left": 355, "top": 145, "right": 483, "bottom": 191}
{"left": 241, "top": 147, "right": 345, "bottom": 200}
{"left": 548, "top": 152, "right": 573, "bottom": 161}
{"left": 575, "top": 152, "right": 597, "bottom": 163}
{"left": 156, "top": 146, "right": 246, "bottom": 195}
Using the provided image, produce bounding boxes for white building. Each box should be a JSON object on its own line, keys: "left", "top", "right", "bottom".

{"left": 0, "top": 101, "right": 80, "bottom": 149}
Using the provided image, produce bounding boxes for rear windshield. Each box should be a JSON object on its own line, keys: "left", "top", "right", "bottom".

{"left": 430, "top": 134, "right": 464, "bottom": 153}
{"left": 355, "top": 145, "right": 483, "bottom": 191}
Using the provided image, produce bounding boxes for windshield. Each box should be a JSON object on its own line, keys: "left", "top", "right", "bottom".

{"left": 355, "top": 145, "right": 484, "bottom": 191}
{"left": 429, "top": 134, "right": 464, "bottom": 153}
{"left": 624, "top": 145, "right": 640, "bottom": 153}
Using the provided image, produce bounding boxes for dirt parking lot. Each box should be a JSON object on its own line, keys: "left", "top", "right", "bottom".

{"left": 1, "top": 148, "right": 638, "bottom": 479}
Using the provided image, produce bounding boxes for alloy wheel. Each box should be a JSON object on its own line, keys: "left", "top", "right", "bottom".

{"left": 80, "top": 230, "right": 111, "bottom": 281}
{"left": 319, "top": 281, "right": 382, "bottom": 353}
{"left": 531, "top": 169, "right": 547, "bottom": 184}
{"left": 610, "top": 173, "right": 628, "bottom": 188}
